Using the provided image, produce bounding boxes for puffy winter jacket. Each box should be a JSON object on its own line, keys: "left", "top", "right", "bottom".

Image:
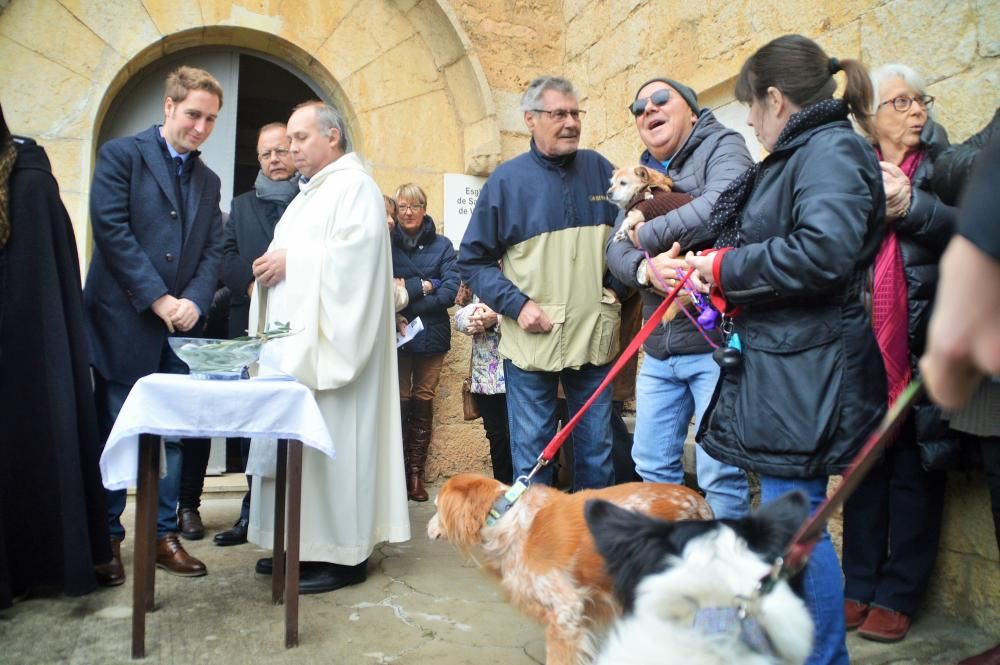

{"left": 605, "top": 110, "right": 753, "bottom": 358}
{"left": 392, "top": 216, "right": 459, "bottom": 355}
{"left": 699, "top": 118, "right": 888, "bottom": 479}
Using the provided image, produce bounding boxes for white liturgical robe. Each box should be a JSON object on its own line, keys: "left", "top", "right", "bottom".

{"left": 247, "top": 151, "right": 410, "bottom": 564}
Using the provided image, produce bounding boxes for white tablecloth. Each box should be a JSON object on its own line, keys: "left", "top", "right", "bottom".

{"left": 100, "top": 373, "right": 335, "bottom": 490}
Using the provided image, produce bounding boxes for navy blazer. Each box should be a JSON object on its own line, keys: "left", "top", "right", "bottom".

{"left": 84, "top": 125, "right": 223, "bottom": 384}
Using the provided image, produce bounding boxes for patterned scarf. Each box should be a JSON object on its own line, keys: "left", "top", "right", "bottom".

{"left": 0, "top": 133, "right": 16, "bottom": 250}
{"left": 872, "top": 148, "right": 923, "bottom": 405}
{"left": 710, "top": 99, "right": 849, "bottom": 248}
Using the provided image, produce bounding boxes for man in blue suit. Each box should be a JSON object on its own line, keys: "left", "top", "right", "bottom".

{"left": 85, "top": 66, "right": 224, "bottom": 584}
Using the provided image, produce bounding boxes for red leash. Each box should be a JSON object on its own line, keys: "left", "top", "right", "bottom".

{"left": 523, "top": 268, "right": 696, "bottom": 481}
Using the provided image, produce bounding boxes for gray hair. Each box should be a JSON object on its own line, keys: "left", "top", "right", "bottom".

{"left": 294, "top": 101, "right": 351, "bottom": 152}
{"left": 870, "top": 64, "right": 931, "bottom": 116}
{"left": 520, "top": 76, "right": 578, "bottom": 113}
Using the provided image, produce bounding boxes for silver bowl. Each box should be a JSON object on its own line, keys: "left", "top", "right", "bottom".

{"left": 167, "top": 337, "right": 261, "bottom": 380}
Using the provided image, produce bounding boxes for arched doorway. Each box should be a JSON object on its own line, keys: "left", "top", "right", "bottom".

{"left": 98, "top": 49, "right": 319, "bottom": 212}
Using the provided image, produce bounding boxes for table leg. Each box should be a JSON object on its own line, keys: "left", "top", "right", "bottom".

{"left": 272, "top": 439, "right": 287, "bottom": 605}
{"left": 132, "top": 434, "right": 160, "bottom": 659}
{"left": 285, "top": 439, "right": 303, "bottom": 648}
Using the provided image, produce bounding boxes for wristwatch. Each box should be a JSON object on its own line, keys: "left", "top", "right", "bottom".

{"left": 635, "top": 259, "right": 650, "bottom": 287}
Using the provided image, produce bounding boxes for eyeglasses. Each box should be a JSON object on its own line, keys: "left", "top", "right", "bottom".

{"left": 877, "top": 95, "right": 935, "bottom": 113}
{"left": 629, "top": 89, "right": 672, "bottom": 117}
{"left": 258, "top": 148, "right": 290, "bottom": 160}
{"left": 398, "top": 204, "right": 425, "bottom": 212}
{"left": 531, "top": 108, "right": 586, "bottom": 122}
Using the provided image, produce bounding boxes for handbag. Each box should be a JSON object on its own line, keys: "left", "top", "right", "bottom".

{"left": 462, "top": 376, "right": 481, "bottom": 420}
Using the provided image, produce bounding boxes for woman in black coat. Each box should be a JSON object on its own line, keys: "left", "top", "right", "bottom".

{"left": 687, "top": 35, "right": 885, "bottom": 665}
{"left": 392, "top": 183, "right": 459, "bottom": 501}
{"left": 840, "top": 64, "right": 958, "bottom": 645}
{"left": 0, "top": 104, "right": 113, "bottom": 606}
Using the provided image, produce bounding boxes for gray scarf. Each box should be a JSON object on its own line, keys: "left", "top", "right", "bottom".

{"left": 254, "top": 170, "right": 299, "bottom": 207}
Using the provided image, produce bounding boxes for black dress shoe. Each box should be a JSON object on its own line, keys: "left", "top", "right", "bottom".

{"left": 298, "top": 560, "right": 367, "bottom": 595}
{"left": 256, "top": 556, "right": 274, "bottom": 575}
{"left": 213, "top": 518, "right": 249, "bottom": 546}
{"left": 177, "top": 508, "right": 205, "bottom": 541}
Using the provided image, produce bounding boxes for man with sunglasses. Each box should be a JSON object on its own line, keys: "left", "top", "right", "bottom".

{"left": 605, "top": 77, "right": 753, "bottom": 520}
{"left": 459, "top": 75, "right": 625, "bottom": 490}
{"left": 208, "top": 122, "right": 299, "bottom": 547}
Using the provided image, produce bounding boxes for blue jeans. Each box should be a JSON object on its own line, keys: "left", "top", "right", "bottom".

{"left": 96, "top": 341, "right": 188, "bottom": 540}
{"left": 760, "top": 475, "right": 849, "bottom": 665}
{"left": 632, "top": 352, "right": 749, "bottom": 519}
{"left": 504, "top": 360, "right": 613, "bottom": 490}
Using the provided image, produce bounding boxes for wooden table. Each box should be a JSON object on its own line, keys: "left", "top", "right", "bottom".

{"left": 99, "top": 374, "right": 334, "bottom": 659}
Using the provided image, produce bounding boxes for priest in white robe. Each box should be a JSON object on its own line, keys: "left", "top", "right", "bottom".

{"left": 246, "top": 101, "right": 410, "bottom": 593}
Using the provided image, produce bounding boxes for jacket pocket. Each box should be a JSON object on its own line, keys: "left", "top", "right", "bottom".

{"left": 743, "top": 305, "right": 841, "bottom": 353}
{"left": 499, "top": 303, "right": 566, "bottom": 372}
{"left": 589, "top": 299, "right": 622, "bottom": 365}
{"left": 738, "top": 338, "right": 843, "bottom": 456}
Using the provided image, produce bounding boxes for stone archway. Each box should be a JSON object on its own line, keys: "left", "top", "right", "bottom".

{"left": 0, "top": 0, "right": 501, "bottom": 260}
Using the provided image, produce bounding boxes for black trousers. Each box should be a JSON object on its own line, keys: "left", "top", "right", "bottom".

{"left": 474, "top": 393, "right": 513, "bottom": 485}
{"left": 178, "top": 439, "right": 211, "bottom": 511}
{"left": 977, "top": 437, "right": 1000, "bottom": 554}
{"left": 842, "top": 417, "right": 946, "bottom": 615}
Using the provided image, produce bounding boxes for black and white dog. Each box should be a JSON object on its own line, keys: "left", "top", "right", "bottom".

{"left": 585, "top": 492, "right": 814, "bottom": 665}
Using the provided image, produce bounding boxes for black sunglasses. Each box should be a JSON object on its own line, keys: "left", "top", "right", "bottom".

{"left": 629, "top": 89, "right": 672, "bottom": 117}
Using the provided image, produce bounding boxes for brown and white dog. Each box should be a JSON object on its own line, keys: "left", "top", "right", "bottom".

{"left": 427, "top": 473, "right": 713, "bottom": 665}
{"left": 607, "top": 165, "right": 689, "bottom": 244}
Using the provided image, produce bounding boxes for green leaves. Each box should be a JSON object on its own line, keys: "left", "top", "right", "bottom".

{"left": 172, "top": 322, "right": 298, "bottom": 372}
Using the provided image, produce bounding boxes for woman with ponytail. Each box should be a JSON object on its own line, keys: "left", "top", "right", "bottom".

{"left": 687, "top": 35, "right": 887, "bottom": 665}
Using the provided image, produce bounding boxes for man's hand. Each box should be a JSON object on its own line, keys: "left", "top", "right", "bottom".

{"left": 645, "top": 242, "right": 686, "bottom": 292}
{"left": 517, "top": 300, "right": 553, "bottom": 333}
{"left": 920, "top": 235, "right": 1000, "bottom": 410}
{"left": 252, "top": 249, "right": 287, "bottom": 288}
{"left": 627, "top": 220, "right": 646, "bottom": 248}
{"left": 151, "top": 294, "right": 179, "bottom": 333}
{"left": 170, "top": 298, "right": 201, "bottom": 333}
{"left": 881, "top": 161, "right": 912, "bottom": 221}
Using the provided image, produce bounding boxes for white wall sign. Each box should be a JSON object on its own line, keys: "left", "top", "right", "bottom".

{"left": 442, "top": 173, "right": 487, "bottom": 250}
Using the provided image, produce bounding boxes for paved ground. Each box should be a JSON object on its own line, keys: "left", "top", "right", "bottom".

{"left": 1, "top": 486, "right": 997, "bottom": 665}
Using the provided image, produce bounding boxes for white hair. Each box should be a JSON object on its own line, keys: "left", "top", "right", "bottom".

{"left": 870, "top": 64, "right": 932, "bottom": 117}
{"left": 520, "top": 76, "right": 578, "bottom": 113}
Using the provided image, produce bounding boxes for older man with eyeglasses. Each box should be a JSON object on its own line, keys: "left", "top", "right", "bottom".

{"left": 604, "top": 77, "right": 754, "bottom": 520}
{"left": 459, "top": 75, "right": 626, "bottom": 490}
{"left": 208, "top": 121, "right": 299, "bottom": 547}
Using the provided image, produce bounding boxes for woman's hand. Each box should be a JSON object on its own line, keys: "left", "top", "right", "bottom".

{"left": 685, "top": 252, "right": 716, "bottom": 293}
{"left": 395, "top": 314, "right": 409, "bottom": 336}
{"left": 881, "top": 161, "right": 912, "bottom": 221}
{"left": 467, "top": 304, "right": 498, "bottom": 334}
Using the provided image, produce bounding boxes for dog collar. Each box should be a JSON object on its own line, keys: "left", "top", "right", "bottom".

{"left": 485, "top": 478, "right": 529, "bottom": 527}
{"left": 692, "top": 607, "right": 777, "bottom": 658}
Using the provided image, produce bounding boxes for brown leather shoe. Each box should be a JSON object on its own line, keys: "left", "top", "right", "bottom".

{"left": 177, "top": 508, "right": 205, "bottom": 540}
{"left": 156, "top": 534, "right": 207, "bottom": 577}
{"left": 844, "top": 599, "right": 869, "bottom": 630}
{"left": 95, "top": 540, "right": 126, "bottom": 587}
{"left": 959, "top": 644, "right": 1000, "bottom": 665}
{"left": 857, "top": 605, "right": 911, "bottom": 643}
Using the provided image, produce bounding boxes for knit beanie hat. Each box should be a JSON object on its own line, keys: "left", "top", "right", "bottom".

{"left": 634, "top": 78, "right": 700, "bottom": 114}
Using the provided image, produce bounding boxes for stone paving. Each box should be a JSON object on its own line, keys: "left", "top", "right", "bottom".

{"left": 0, "top": 489, "right": 997, "bottom": 665}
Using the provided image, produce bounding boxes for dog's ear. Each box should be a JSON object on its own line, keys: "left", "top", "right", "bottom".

{"left": 734, "top": 491, "right": 810, "bottom": 562}
{"left": 586, "top": 500, "right": 715, "bottom": 613}
{"left": 633, "top": 166, "right": 649, "bottom": 182}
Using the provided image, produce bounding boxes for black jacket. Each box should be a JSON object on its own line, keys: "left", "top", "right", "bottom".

{"left": 931, "top": 107, "right": 1000, "bottom": 207}
{"left": 699, "top": 120, "right": 888, "bottom": 478}
{"left": 392, "top": 216, "right": 460, "bottom": 355}
{"left": 220, "top": 189, "right": 287, "bottom": 338}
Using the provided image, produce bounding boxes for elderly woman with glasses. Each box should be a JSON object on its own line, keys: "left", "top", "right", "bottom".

{"left": 840, "top": 64, "right": 959, "bottom": 644}
{"left": 391, "top": 183, "right": 459, "bottom": 501}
